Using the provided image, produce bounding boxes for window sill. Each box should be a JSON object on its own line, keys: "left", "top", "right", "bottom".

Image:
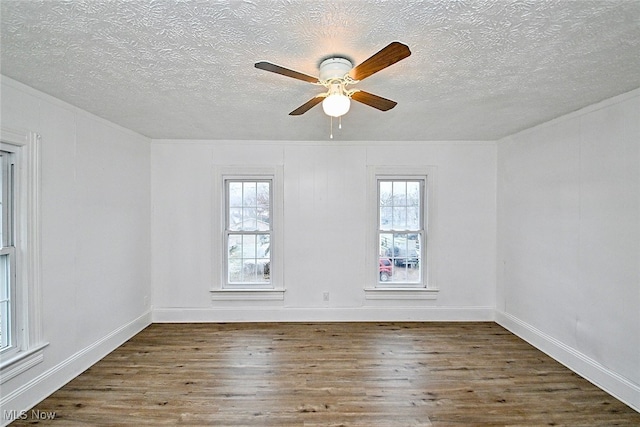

{"left": 364, "top": 287, "right": 439, "bottom": 300}
{"left": 210, "top": 289, "right": 285, "bottom": 301}
{"left": 0, "top": 342, "right": 49, "bottom": 384}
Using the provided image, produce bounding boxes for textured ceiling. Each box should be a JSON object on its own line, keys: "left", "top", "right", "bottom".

{"left": 1, "top": 0, "right": 639, "bottom": 141}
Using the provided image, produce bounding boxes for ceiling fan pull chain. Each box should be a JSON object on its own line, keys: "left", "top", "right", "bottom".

{"left": 330, "top": 116, "right": 334, "bottom": 139}
{"left": 339, "top": 116, "right": 342, "bottom": 130}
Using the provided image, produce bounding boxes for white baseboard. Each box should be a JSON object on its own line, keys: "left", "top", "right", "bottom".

{"left": 1, "top": 310, "right": 152, "bottom": 426}
{"left": 152, "top": 306, "right": 495, "bottom": 323}
{"left": 495, "top": 311, "right": 640, "bottom": 413}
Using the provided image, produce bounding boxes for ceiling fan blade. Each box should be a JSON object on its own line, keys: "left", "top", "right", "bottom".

{"left": 351, "top": 91, "right": 397, "bottom": 111}
{"left": 255, "top": 61, "right": 319, "bottom": 84}
{"left": 349, "top": 42, "right": 411, "bottom": 81}
{"left": 289, "top": 95, "right": 325, "bottom": 115}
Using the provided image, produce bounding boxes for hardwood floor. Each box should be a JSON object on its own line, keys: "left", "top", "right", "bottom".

{"left": 11, "top": 322, "right": 640, "bottom": 426}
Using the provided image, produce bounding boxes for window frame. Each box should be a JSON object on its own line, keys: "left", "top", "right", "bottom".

{"left": 1, "top": 148, "right": 17, "bottom": 354}
{"left": 224, "top": 178, "right": 273, "bottom": 289}
{"left": 0, "top": 127, "right": 46, "bottom": 384}
{"left": 211, "top": 166, "right": 284, "bottom": 301}
{"left": 365, "top": 166, "right": 438, "bottom": 300}
{"left": 377, "top": 178, "right": 425, "bottom": 287}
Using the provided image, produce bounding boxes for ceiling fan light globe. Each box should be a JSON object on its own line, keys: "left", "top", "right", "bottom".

{"left": 322, "top": 94, "right": 351, "bottom": 117}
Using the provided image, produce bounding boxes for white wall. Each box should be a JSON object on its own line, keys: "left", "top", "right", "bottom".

{"left": 496, "top": 89, "right": 640, "bottom": 410}
{"left": 151, "top": 140, "right": 497, "bottom": 321}
{"left": 0, "top": 77, "right": 152, "bottom": 418}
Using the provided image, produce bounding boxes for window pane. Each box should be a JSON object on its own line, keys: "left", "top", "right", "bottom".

{"left": 242, "top": 234, "right": 256, "bottom": 258}
{"left": 378, "top": 233, "right": 421, "bottom": 284}
{"left": 257, "top": 182, "right": 269, "bottom": 207}
{"left": 379, "top": 256, "right": 392, "bottom": 282}
{"left": 258, "top": 234, "right": 271, "bottom": 258}
{"left": 228, "top": 234, "right": 242, "bottom": 259}
{"left": 0, "top": 154, "right": 9, "bottom": 350}
{"left": 407, "top": 181, "right": 420, "bottom": 206}
{"left": 227, "top": 181, "right": 271, "bottom": 232}
{"left": 380, "top": 207, "right": 392, "bottom": 230}
{"left": 259, "top": 208, "right": 270, "bottom": 229}
{"left": 257, "top": 182, "right": 270, "bottom": 227}
{"left": 379, "top": 181, "right": 392, "bottom": 206}
{"left": 393, "top": 207, "right": 406, "bottom": 229}
{"left": 227, "top": 233, "right": 270, "bottom": 284}
{"left": 243, "top": 182, "right": 256, "bottom": 206}
{"left": 379, "top": 233, "right": 393, "bottom": 259}
{"left": 228, "top": 208, "right": 242, "bottom": 230}
{"left": 228, "top": 182, "right": 243, "bottom": 207}
{"left": 407, "top": 207, "right": 420, "bottom": 229}
{"left": 392, "top": 181, "right": 406, "bottom": 206}
{"left": 0, "top": 254, "right": 10, "bottom": 350}
{"left": 379, "top": 180, "right": 422, "bottom": 233}
{"left": 242, "top": 208, "right": 258, "bottom": 230}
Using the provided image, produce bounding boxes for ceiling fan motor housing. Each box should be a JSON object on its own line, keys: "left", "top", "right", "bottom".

{"left": 319, "top": 58, "right": 353, "bottom": 82}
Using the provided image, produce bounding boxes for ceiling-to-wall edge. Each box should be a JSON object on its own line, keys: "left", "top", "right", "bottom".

{"left": 149, "top": 139, "right": 497, "bottom": 146}
{"left": 149, "top": 87, "right": 639, "bottom": 146}
{"left": 496, "top": 87, "right": 640, "bottom": 144}
{"left": 1, "top": 75, "right": 151, "bottom": 144}
{"left": 11, "top": 72, "right": 637, "bottom": 148}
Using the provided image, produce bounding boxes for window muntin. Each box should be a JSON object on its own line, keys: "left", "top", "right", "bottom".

{"left": 377, "top": 179, "right": 424, "bottom": 286}
{"left": 225, "top": 179, "right": 272, "bottom": 286}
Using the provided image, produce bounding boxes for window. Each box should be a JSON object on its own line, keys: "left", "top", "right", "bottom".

{"left": 378, "top": 179, "right": 423, "bottom": 285}
{"left": 0, "top": 128, "right": 46, "bottom": 384}
{"left": 211, "top": 166, "right": 284, "bottom": 301}
{"left": 0, "top": 149, "right": 16, "bottom": 353}
{"left": 366, "top": 166, "right": 437, "bottom": 299}
{"left": 225, "top": 180, "right": 272, "bottom": 286}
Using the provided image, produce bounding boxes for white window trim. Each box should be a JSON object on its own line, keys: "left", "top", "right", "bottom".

{"left": 0, "top": 127, "right": 47, "bottom": 384}
{"left": 210, "top": 165, "right": 284, "bottom": 301}
{"left": 364, "top": 165, "right": 438, "bottom": 300}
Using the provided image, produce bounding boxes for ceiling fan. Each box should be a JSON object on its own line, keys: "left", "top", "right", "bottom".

{"left": 255, "top": 42, "right": 411, "bottom": 119}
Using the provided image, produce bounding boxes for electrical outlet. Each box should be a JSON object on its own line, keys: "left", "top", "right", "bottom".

{"left": 323, "top": 292, "right": 330, "bottom": 302}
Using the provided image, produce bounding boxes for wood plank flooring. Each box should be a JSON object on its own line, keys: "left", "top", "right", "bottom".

{"left": 11, "top": 322, "right": 640, "bottom": 426}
